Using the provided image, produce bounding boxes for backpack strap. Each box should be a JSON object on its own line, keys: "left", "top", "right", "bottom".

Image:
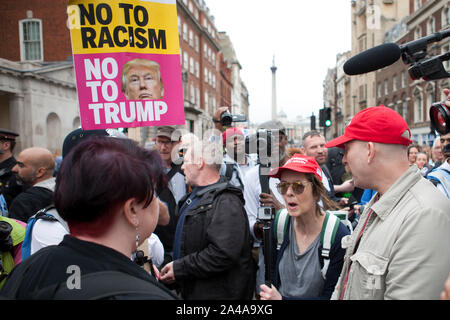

{"left": 273, "top": 209, "right": 290, "bottom": 250}
{"left": 319, "top": 211, "right": 341, "bottom": 280}
{"left": 21, "top": 205, "right": 64, "bottom": 261}
{"left": 32, "top": 271, "right": 174, "bottom": 300}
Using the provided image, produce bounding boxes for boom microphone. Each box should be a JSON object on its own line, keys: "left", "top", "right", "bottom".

{"left": 343, "top": 43, "right": 401, "bottom": 75}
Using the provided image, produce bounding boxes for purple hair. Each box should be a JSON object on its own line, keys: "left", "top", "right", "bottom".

{"left": 55, "top": 136, "right": 166, "bottom": 237}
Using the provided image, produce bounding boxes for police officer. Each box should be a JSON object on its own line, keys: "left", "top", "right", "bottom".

{"left": 0, "top": 129, "right": 23, "bottom": 208}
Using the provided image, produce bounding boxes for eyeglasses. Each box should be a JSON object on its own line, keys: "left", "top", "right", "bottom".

{"left": 156, "top": 140, "right": 173, "bottom": 146}
{"left": 276, "top": 180, "right": 311, "bottom": 195}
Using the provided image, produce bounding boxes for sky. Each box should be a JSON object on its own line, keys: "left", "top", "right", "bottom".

{"left": 205, "top": 0, "right": 352, "bottom": 125}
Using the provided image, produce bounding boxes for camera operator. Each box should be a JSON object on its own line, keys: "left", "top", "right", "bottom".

{"left": 222, "top": 127, "right": 257, "bottom": 177}
{"left": 427, "top": 89, "right": 450, "bottom": 199}
{"left": 242, "top": 120, "right": 289, "bottom": 296}
{"left": 211, "top": 107, "right": 246, "bottom": 190}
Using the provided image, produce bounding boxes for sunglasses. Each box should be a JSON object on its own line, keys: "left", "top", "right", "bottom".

{"left": 276, "top": 180, "right": 311, "bottom": 195}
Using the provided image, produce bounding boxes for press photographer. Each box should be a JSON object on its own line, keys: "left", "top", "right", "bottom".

{"left": 241, "top": 120, "right": 289, "bottom": 297}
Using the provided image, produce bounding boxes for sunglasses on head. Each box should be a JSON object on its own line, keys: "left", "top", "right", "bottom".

{"left": 276, "top": 180, "right": 311, "bottom": 195}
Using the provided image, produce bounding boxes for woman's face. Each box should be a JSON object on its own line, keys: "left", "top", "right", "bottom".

{"left": 408, "top": 147, "right": 419, "bottom": 163}
{"left": 137, "top": 194, "right": 160, "bottom": 243}
{"left": 279, "top": 171, "right": 316, "bottom": 218}
{"left": 415, "top": 153, "right": 427, "bottom": 169}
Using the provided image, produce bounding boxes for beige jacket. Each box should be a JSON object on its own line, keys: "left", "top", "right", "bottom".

{"left": 332, "top": 165, "right": 450, "bottom": 300}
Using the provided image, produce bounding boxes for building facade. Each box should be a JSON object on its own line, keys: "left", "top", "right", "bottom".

{"left": 375, "top": 0, "right": 450, "bottom": 145}
{"left": 0, "top": 0, "right": 79, "bottom": 155}
{"left": 0, "top": 0, "right": 249, "bottom": 153}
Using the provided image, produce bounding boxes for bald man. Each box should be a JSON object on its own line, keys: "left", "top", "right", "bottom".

{"left": 9, "top": 147, "right": 56, "bottom": 222}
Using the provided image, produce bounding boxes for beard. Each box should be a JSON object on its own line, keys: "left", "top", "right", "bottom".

{"left": 14, "top": 173, "right": 34, "bottom": 188}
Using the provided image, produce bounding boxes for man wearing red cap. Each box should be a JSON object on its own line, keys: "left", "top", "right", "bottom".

{"left": 222, "top": 127, "right": 257, "bottom": 177}
{"left": 326, "top": 106, "right": 450, "bottom": 300}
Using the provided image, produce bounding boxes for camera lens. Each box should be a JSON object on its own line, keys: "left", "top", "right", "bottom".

{"left": 0, "top": 221, "right": 12, "bottom": 240}
{"left": 430, "top": 102, "right": 449, "bottom": 135}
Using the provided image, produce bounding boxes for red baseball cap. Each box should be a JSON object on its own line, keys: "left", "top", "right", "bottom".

{"left": 268, "top": 154, "right": 322, "bottom": 180}
{"left": 222, "top": 127, "right": 244, "bottom": 145}
{"left": 325, "top": 105, "right": 412, "bottom": 149}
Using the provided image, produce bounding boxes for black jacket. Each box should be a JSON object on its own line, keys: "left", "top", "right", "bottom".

{"left": 0, "top": 235, "right": 178, "bottom": 300}
{"left": 173, "top": 178, "right": 255, "bottom": 300}
{"left": 8, "top": 186, "right": 53, "bottom": 223}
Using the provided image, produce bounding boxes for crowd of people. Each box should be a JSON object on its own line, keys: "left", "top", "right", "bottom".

{"left": 0, "top": 92, "right": 449, "bottom": 300}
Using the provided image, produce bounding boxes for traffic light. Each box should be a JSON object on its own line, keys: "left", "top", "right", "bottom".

{"left": 324, "top": 107, "right": 332, "bottom": 127}
{"left": 310, "top": 114, "right": 316, "bottom": 130}
{"left": 319, "top": 108, "right": 325, "bottom": 127}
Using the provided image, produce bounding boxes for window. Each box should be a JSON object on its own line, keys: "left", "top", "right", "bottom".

{"left": 212, "top": 53, "right": 216, "bottom": 66}
{"left": 204, "top": 92, "right": 209, "bottom": 113}
{"left": 427, "top": 17, "right": 435, "bottom": 35}
{"left": 195, "top": 35, "right": 199, "bottom": 52}
{"left": 393, "top": 75, "right": 398, "bottom": 92}
{"left": 19, "top": 19, "right": 43, "bottom": 61}
{"left": 178, "top": 17, "right": 181, "bottom": 35}
{"left": 384, "top": 79, "right": 389, "bottom": 95}
{"left": 401, "top": 71, "right": 406, "bottom": 88}
{"left": 414, "top": 89, "right": 423, "bottom": 123}
{"left": 183, "top": 52, "right": 188, "bottom": 70}
{"left": 204, "top": 67, "right": 208, "bottom": 83}
{"left": 377, "top": 82, "right": 382, "bottom": 98}
{"left": 426, "top": 85, "right": 435, "bottom": 121}
{"left": 190, "top": 84, "right": 195, "bottom": 103}
{"left": 444, "top": 44, "right": 450, "bottom": 71}
{"left": 189, "top": 57, "right": 194, "bottom": 74}
{"left": 189, "top": 30, "right": 194, "bottom": 47}
{"left": 183, "top": 24, "right": 188, "bottom": 41}
{"left": 203, "top": 43, "right": 207, "bottom": 57}
{"left": 195, "top": 61, "right": 200, "bottom": 78}
{"left": 443, "top": 7, "right": 450, "bottom": 27}
{"left": 212, "top": 74, "right": 216, "bottom": 89}
{"left": 414, "top": 0, "right": 422, "bottom": 12}
{"left": 415, "top": 26, "right": 422, "bottom": 40}
{"left": 196, "top": 88, "right": 200, "bottom": 109}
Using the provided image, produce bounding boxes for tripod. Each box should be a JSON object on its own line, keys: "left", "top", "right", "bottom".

{"left": 258, "top": 162, "right": 275, "bottom": 287}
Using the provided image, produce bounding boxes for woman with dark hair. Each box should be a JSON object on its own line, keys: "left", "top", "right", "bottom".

{"left": 259, "top": 154, "right": 349, "bottom": 300}
{"left": 0, "top": 137, "right": 178, "bottom": 300}
{"left": 407, "top": 144, "right": 421, "bottom": 166}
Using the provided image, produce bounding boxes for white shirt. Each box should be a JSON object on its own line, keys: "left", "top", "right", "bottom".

{"left": 31, "top": 218, "right": 67, "bottom": 255}
{"left": 242, "top": 164, "right": 285, "bottom": 243}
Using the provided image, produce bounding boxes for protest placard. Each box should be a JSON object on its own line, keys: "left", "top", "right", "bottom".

{"left": 67, "top": 0, "right": 184, "bottom": 130}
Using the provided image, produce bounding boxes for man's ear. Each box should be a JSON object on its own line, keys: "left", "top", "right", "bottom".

{"left": 367, "top": 142, "right": 376, "bottom": 164}
{"left": 34, "top": 166, "right": 47, "bottom": 179}
{"left": 123, "top": 198, "right": 139, "bottom": 228}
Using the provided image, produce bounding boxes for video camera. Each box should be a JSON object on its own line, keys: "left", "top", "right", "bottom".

{"left": 245, "top": 129, "right": 277, "bottom": 167}
{"left": 397, "top": 29, "right": 450, "bottom": 136}
{"left": 219, "top": 111, "right": 247, "bottom": 127}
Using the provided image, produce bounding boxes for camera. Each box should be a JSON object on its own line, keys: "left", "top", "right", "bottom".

{"left": 0, "top": 221, "right": 13, "bottom": 252}
{"left": 430, "top": 101, "right": 449, "bottom": 135}
{"left": 245, "top": 129, "right": 277, "bottom": 165}
{"left": 257, "top": 207, "right": 275, "bottom": 222}
{"left": 219, "top": 111, "right": 247, "bottom": 127}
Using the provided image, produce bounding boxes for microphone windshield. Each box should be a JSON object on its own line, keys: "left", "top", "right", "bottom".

{"left": 343, "top": 43, "right": 401, "bottom": 75}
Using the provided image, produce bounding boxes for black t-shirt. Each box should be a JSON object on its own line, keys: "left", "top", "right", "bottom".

{"left": 0, "top": 235, "right": 178, "bottom": 300}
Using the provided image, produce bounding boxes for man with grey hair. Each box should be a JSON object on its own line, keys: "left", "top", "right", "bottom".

{"left": 9, "top": 147, "right": 56, "bottom": 222}
{"left": 160, "top": 136, "right": 255, "bottom": 299}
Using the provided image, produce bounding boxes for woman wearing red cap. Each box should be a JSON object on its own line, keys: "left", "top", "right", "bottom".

{"left": 259, "top": 154, "right": 349, "bottom": 300}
